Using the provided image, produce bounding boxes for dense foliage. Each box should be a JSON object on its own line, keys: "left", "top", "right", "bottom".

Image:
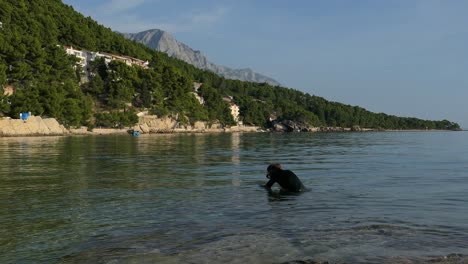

{"left": 0, "top": 0, "right": 460, "bottom": 130}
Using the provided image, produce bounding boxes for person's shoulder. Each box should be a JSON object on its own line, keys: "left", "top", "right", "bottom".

{"left": 283, "top": 170, "right": 297, "bottom": 176}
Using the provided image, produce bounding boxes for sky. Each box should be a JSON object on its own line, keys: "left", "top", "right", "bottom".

{"left": 63, "top": 0, "right": 468, "bottom": 128}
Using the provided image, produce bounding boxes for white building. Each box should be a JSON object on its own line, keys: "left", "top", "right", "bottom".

{"left": 64, "top": 46, "right": 150, "bottom": 83}
{"left": 229, "top": 103, "right": 240, "bottom": 122}
{"left": 64, "top": 46, "right": 88, "bottom": 68}
{"left": 192, "top": 82, "right": 205, "bottom": 105}
{"left": 3, "top": 86, "right": 14, "bottom": 96}
{"left": 94, "top": 52, "right": 149, "bottom": 69}
{"left": 223, "top": 96, "right": 240, "bottom": 123}
{"left": 64, "top": 46, "right": 150, "bottom": 69}
{"left": 193, "top": 82, "right": 203, "bottom": 91}
{"left": 94, "top": 52, "right": 113, "bottom": 64}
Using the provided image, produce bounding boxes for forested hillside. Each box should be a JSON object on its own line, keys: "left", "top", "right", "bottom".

{"left": 0, "top": 0, "right": 460, "bottom": 130}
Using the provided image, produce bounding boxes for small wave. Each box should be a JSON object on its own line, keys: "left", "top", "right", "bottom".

{"left": 363, "top": 253, "right": 468, "bottom": 264}
{"left": 353, "top": 224, "right": 413, "bottom": 237}
{"left": 316, "top": 223, "right": 413, "bottom": 235}
{"left": 280, "top": 253, "right": 468, "bottom": 264}
{"left": 351, "top": 224, "right": 412, "bottom": 233}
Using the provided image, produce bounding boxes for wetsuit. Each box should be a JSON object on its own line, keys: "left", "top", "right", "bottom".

{"left": 265, "top": 169, "right": 305, "bottom": 192}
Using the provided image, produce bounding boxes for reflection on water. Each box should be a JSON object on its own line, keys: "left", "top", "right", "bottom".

{"left": 266, "top": 188, "right": 307, "bottom": 202}
{"left": 1, "top": 132, "right": 468, "bottom": 263}
{"left": 231, "top": 132, "right": 241, "bottom": 187}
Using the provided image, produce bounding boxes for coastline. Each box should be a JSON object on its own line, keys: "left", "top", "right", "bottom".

{"left": 0, "top": 115, "right": 262, "bottom": 137}
{"left": 0, "top": 115, "right": 458, "bottom": 137}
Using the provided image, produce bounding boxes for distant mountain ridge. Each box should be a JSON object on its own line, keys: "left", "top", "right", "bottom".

{"left": 122, "top": 29, "right": 281, "bottom": 86}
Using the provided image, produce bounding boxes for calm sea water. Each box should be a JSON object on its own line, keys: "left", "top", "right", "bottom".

{"left": 1, "top": 132, "right": 467, "bottom": 264}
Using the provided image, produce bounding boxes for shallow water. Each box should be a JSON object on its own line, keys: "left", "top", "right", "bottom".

{"left": 1, "top": 132, "right": 467, "bottom": 263}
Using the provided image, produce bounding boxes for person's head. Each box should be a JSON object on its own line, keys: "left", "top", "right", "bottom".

{"left": 266, "top": 163, "right": 282, "bottom": 178}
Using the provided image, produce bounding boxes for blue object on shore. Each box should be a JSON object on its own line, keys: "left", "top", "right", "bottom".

{"left": 132, "top": 131, "right": 140, "bottom": 136}
{"left": 20, "top": 112, "right": 30, "bottom": 121}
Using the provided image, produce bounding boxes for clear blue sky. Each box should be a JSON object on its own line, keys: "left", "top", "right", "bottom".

{"left": 63, "top": 0, "right": 468, "bottom": 128}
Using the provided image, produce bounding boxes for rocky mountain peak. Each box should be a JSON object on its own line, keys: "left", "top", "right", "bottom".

{"left": 123, "top": 29, "right": 281, "bottom": 86}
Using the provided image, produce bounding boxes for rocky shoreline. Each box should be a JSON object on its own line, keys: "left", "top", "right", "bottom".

{"left": 268, "top": 119, "right": 460, "bottom": 132}
{"left": 1, "top": 116, "right": 454, "bottom": 137}
{"left": 0, "top": 116, "right": 69, "bottom": 137}
{"left": 0, "top": 115, "right": 261, "bottom": 137}
{"left": 270, "top": 119, "right": 382, "bottom": 132}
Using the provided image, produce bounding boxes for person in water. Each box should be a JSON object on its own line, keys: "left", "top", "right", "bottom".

{"left": 263, "top": 163, "right": 306, "bottom": 192}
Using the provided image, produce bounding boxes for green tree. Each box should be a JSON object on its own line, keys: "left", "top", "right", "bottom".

{"left": 0, "top": 0, "right": 459, "bottom": 131}
{"left": 0, "top": 64, "right": 7, "bottom": 86}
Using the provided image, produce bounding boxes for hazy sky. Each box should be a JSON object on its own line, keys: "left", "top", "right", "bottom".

{"left": 63, "top": 0, "right": 468, "bottom": 128}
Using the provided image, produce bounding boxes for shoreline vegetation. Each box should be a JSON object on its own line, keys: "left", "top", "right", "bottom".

{"left": 0, "top": 115, "right": 460, "bottom": 137}
{"left": 0, "top": 1, "right": 462, "bottom": 135}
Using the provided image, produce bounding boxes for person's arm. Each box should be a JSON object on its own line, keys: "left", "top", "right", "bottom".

{"left": 264, "top": 178, "right": 275, "bottom": 189}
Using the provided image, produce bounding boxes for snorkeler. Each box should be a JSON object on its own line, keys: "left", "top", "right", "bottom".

{"left": 263, "top": 163, "right": 306, "bottom": 192}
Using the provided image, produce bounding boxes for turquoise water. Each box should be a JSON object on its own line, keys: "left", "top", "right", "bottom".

{"left": 1, "top": 132, "right": 467, "bottom": 263}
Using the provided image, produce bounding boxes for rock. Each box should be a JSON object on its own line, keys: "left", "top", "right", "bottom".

{"left": 123, "top": 29, "right": 281, "bottom": 86}
{"left": 42, "top": 118, "right": 68, "bottom": 134}
{"left": 0, "top": 116, "right": 68, "bottom": 136}
{"left": 320, "top": 127, "right": 345, "bottom": 132}
{"left": 273, "top": 122, "right": 288, "bottom": 132}
{"left": 139, "top": 123, "right": 150, "bottom": 133}
{"left": 1, "top": 115, "right": 262, "bottom": 137}
{"left": 193, "top": 121, "right": 206, "bottom": 131}
{"left": 69, "top": 126, "right": 89, "bottom": 135}
{"left": 270, "top": 120, "right": 311, "bottom": 132}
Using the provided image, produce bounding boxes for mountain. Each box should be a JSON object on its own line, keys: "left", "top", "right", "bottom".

{"left": 122, "top": 29, "right": 281, "bottom": 86}
{"left": 0, "top": 1, "right": 460, "bottom": 131}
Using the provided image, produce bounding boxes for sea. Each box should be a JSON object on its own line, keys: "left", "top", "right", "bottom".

{"left": 1, "top": 131, "right": 467, "bottom": 264}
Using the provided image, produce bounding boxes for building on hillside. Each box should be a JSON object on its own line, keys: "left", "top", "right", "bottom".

{"left": 229, "top": 103, "right": 240, "bottom": 123}
{"left": 64, "top": 46, "right": 149, "bottom": 71}
{"left": 64, "top": 46, "right": 150, "bottom": 83}
{"left": 64, "top": 46, "right": 88, "bottom": 68}
{"left": 192, "top": 82, "right": 204, "bottom": 105}
{"left": 112, "top": 54, "right": 131, "bottom": 66}
{"left": 3, "top": 85, "right": 14, "bottom": 96}
{"left": 123, "top": 55, "right": 149, "bottom": 69}
{"left": 64, "top": 46, "right": 96, "bottom": 83}
{"left": 222, "top": 96, "right": 234, "bottom": 103}
{"left": 0, "top": 22, "right": 3, "bottom": 29}
{"left": 94, "top": 52, "right": 149, "bottom": 69}
{"left": 193, "top": 82, "right": 203, "bottom": 91}
{"left": 93, "top": 52, "right": 113, "bottom": 65}
{"left": 222, "top": 96, "right": 240, "bottom": 123}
